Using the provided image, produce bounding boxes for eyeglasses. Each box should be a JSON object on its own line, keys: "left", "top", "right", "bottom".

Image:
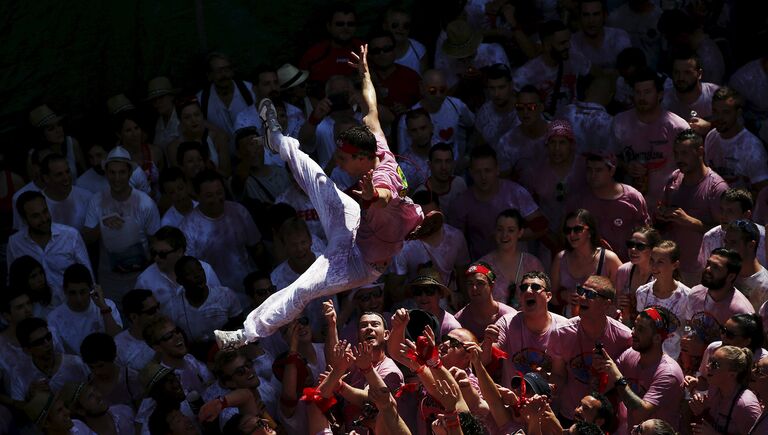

{"left": 355, "top": 288, "right": 383, "bottom": 302}
{"left": 28, "top": 332, "right": 53, "bottom": 347}
{"left": 555, "top": 182, "right": 565, "bottom": 202}
{"left": 297, "top": 316, "right": 310, "bottom": 326}
{"left": 390, "top": 21, "right": 410, "bottom": 30}
{"left": 720, "top": 326, "right": 742, "bottom": 339}
{"left": 515, "top": 102, "right": 538, "bottom": 112}
{"left": 443, "top": 336, "right": 464, "bottom": 349}
{"left": 157, "top": 327, "right": 182, "bottom": 344}
{"left": 707, "top": 359, "right": 721, "bottom": 370}
{"left": 141, "top": 303, "right": 161, "bottom": 316}
{"left": 626, "top": 240, "right": 649, "bottom": 251}
{"left": 427, "top": 86, "right": 447, "bottom": 96}
{"left": 563, "top": 224, "right": 587, "bottom": 235}
{"left": 576, "top": 285, "right": 607, "bottom": 300}
{"left": 334, "top": 20, "right": 356, "bottom": 27}
{"left": 752, "top": 364, "right": 768, "bottom": 377}
{"left": 151, "top": 247, "right": 179, "bottom": 259}
{"left": 412, "top": 286, "right": 438, "bottom": 297}
{"left": 369, "top": 45, "right": 394, "bottom": 55}
{"left": 519, "top": 283, "right": 545, "bottom": 293}
{"left": 252, "top": 285, "right": 276, "bottom": 297}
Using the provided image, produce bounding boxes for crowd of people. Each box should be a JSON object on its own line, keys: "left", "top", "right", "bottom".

{"left": 2, "top": 0, "right": 768, "bottom": 434}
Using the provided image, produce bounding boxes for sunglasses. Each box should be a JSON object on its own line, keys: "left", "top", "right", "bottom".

{"left": 515, "top": 102, "right": 538, "bottom": 112}
{"left": 141, "top": 303, "right": 161, "bottom": 316}
{"left": 427, "top": 86, "right": 447, "bottom": 95}
{"left": 369, "top": 45, "right": 394, "bottom": 55}
{"left": 576, "top": 285, "right": 606, "bottom": 300}
{"left": 334, "top": 20, "right": 356, "bottom": 27}
{"left": 151, "top": 247, "right": 179, "bottom": 259}
{"left": 413, "top": 286, "right": 438, "bottom": 297}
{"left": 707, "top": 359, "right": 721, "bottom": 370}
{"left": 625, "top": 240, "right": 649, "bottom": 251}
{"left": 519, "top": 283, "right": 545, "bottom": 293}
{"left": 720, "top": 326, "right": 741, "bottom": 339}
{"left": 443, "top": 336, "right": 464, "bottom": 349}
{"left": 390, "top": 21, "right": 410, "bottom": 30}
{"left": 157, "top": 327, "right": 183, "bottom": 344}
{"left": 355, "top": 288, "right": 383, "bottom": 302}
{"left": 252, "top": 285, "right": 276, "bottom": 297}
{"left": 563, "top": 224, "right": 587, "bottom": 235}
{"left": 29, "top": 332, "right": 53, "bottom": 347}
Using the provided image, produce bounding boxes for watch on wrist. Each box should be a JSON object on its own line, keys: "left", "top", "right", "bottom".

{"left": 615, "top": 377, "right": 629, "bottom": 387}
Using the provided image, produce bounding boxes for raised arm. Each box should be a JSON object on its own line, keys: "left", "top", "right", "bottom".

{"left": 348, "top": 44, "right": 384, "bottom": 138}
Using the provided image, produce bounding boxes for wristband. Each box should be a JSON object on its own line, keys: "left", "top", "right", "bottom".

{"left": 100, "top": 307, "right": 112, "bottom": 315}
{"left": 218, "top": 395, "right": 229, "bottom": 408}
{"left": 371, "top": 188, "right": 380, "bottom": 201}
{"left": 426, "top": 356, "right": 442, "bottom": 369}
{"left": 414, "top": 365, "right": 426, "bottom": 375}
{"left": 443, "top": 412, "right": 461, "bottom": 428}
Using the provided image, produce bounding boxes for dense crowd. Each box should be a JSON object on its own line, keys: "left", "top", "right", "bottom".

{"left": 2, "top": 0, "right": 768, "bottom": 434}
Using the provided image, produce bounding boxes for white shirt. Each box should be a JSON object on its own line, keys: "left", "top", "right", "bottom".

{"left": 275, "top": 186, "right": 326, "bottom": 241}
{"left": 635, "top": 280, "right": 692, "bottom": 359}
{"left": 662, "top": 82, "right": 720, "bottom": 121}
{"left": 71, "top": 419, "right": 98, "bottom": 434}
{"left": 76, "top": 166, "right": 151, "bottom": 195}
{"left": 136, "top": 398, "right": 194, "bottom": 435}
{"left": 196, "top": 81, "right": 256, "bottom": 154}
{"left": 180, "top": 202, "right": 262, "bottom": 292}
{"left": 153, "top": 109, "right": 180, "bottom": 148}
{"left": 171, "top": 285, "right": 242, "bottom": 342}
{"left": 106, "top": 404, "right": 136, "bottom": 435}
{"left": 475, "top": 101, "right": 520, "bottom": 146}
{"left": 395, "top": 38, "right": 427, "bottom": 74}
{"left": 48, "top": 299, "right": 123, "bottom": 354}
{"left": 729, "top": 59, "right": 768, "bottom": 120}
{"left": 44, "top": 186, "right": 93, "bottom": 231}
{"left": 556, "top": 101, "right": 615, "bottom": 154}
{"left": 114, "top": 330, "right": 156, "bottom": 372}
{"left": 10, "top": 181, "right": 42, "bottom": 231}
{"left": 135, "top": 261, "right": 221, "bottom": 315}
{"left": 435, "top": 42, "right": 510, "bottom": 88}
{"left": 513, "top": 51, "right": 592, "bottom": 111}
{"left": 571, "top": 27, "right": 631, "bottom": 70}
{"left": 736, "top": 266, "right": 768, "bottom": 312}
{"left": 161, "top": 353, "right": 214, "bottom": 396}
{"left": 397, "top": 97, "right": 475, "bottom": 159}
{"left": 84, "top": 188, "right": 160, "bottom": 271}
{"left": 160, "top": 200, "right": 198, "bottom": 228}
{"left": 10, "top": 353, "right": 90, "bottom": 400}
{"left": 235, "top": 102, "right": 305, "bottom": 167}
{"left": 313, "top": 112, "right": 364, "bottom": 169}
{"left": 704, "top": 128, "right": 768, "bottom": 190}
{"left": 413, "top": 176, "right": 468, "bottom": 214}
{"left": 6, "top": 223, "right": 92, "bottom": 304}
{"left": 699, "top": 225, "right": 766, "bottom": 272}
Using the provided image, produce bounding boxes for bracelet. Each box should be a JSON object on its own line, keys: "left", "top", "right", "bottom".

{"left": 218, "top": 395, "right": 229, "bottom": 408}
{"left": 426, "top": 357, "right": 443, "bottom": 369}
{"left": 443, "top": 412, "right": 461, "bottom": 428}
{"left": 371, "top": 188, "right": 380, "bottom": 201}
{"left": 100, "top": 307, "right": 112, "bottom": 315}
{"left": 414, "top": 365, "right": 426, "bottom": 375}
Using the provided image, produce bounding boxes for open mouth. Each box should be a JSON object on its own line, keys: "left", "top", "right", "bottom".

{"left": 524, "top": 298, "right": 537, "bottom": 308}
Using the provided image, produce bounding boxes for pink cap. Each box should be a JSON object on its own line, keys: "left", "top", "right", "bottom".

{"left": 546, "top": 119, "right": 575, "bottom": 143}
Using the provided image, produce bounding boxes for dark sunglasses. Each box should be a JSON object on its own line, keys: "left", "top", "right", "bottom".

{"left": 151, "top": 247, "right": 179, "bottom": 259}
{"left": 412, "top": 286, "right": 438, "bottom": 297}
{"left": 720, "top": 326, "right": 741, "bottom": 339}
{"left": 563, "top": 224, "right": 587, "bottom": 235}
{"left": 297, "top": 316, "right": 310, "bottom": 326}
{"left": 29, "top": 332, "right": 53, "bottom": 347}
{"left": 355, "top": 288, "right": 383, "bottom": 302}
{"left": 427, "top": 86, "right": 447, "bottom": 95}
{"left": 390, "top": 21, "right": 410, "bottom": 30}
{"left": 515, "top": 102, "right": 538, "bottom": 112}
{"left": 369, "top": 45, "right": 394, "bottom": 55}
{"left": 443, "top": 336, "right": 464, "bottom": 349}
{"left": 334, "top": 20, "right": 356, "bottom": 27}
{"left": 519, "top": 283, "right": 545, "bottom": 293}
{"left": 576, "top": 285, "right": 606, "bottom": 300}
{"left": 252, "top": 285, "right": 276, "bottom": 297}
{"left": 625, "top": 240, "right": 649, "bottom": 251}
{"left": 157, "top": 327, "right": 183, "bottom": 344}
{"left": 141, "top": 303, "right": 161, "bottom": 316}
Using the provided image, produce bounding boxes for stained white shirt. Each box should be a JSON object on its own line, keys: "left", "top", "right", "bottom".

{"left": 48, "top": 299, "right": 123, "bottom": 354}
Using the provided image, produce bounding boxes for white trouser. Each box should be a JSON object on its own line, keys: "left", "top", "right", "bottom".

{"left": 243, "top": 132, "right": 380, "bottom": 339}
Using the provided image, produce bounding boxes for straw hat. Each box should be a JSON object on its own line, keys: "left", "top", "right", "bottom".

{"left": 277, "top": 63, "right": 309, "bottom": 90}
{"left": 29, "top": 104, "right": 64, "bottom": 128}
{"left": 139, "top": 361, "right": 174, "bottom": 395}
{"left": 102, "top": 146, "right": 137, "bottom": 171}
{"left": 106, "top": 93, "right": 136, "bottom": 115}
{"left": 145, "top": 76, "right": 180, "bottom": 101}
{"left": 442, "top": 20, "right": 482, "bottom": 59}
{"left": 406, "top": 267, "right": 450, "bottom": 296}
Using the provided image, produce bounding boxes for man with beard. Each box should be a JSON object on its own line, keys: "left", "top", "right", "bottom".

{"left": 723, "top": 219, "right": 768, "bottom": 310}
{"left": 7, "top": 191, "right": 92, "bottom": 301}
{"left": 475, "top": 63, "right": 518, "bottom": 146}
{"left": 550, "top": 275, "right": 632, "bottom": 427}
{"left": 571, "top": 0, "right": 631, "bottom": 72}
{"left": 657, "top": 129, "right": 726, "bottom": 285}
{"left": 61, "top": 382, "right": 134, "bottom": 435}
{"left": 75, "top": 144, "right": 150, "bottom": 195}
{"left": 513, "top": 20, "right": 591, "bottom": 116}
{"left": 572, "top": 392, "right": 615, "bottom": 433}
{"left": 611, "top": 68, "right": 689, "bottom": 207}
{"left": 40, "top": 154, "right": 92, "bottom": 231}
{"left": 496, "top": 85, "right": 549, "bottom": 178}
{"left": 196, "top": 52, "right": 255, "bottom": 143}
{"left": 663, "top": 51, "right": 719, "bottom": 125}
{"left": 593, "top": 307, "right": 685, "bottom": 433}
{"left": 704, "top": 87, "right": 768, "bottom": 195}
{"left": 299, "top": 2, "right": 361, "bottom": 85}
{"left": 413, "top": 142, "right": 467, "bottom": 213}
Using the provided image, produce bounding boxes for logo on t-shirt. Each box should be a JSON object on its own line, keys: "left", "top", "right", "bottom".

{"left": 569, "top": 352, "right": 598, "bottom": 384}
{"left": 690, "top": 311, "right": 722, "bottom": 343}
{"left": 511, "top": 347, "right": 552, "bottom": 374}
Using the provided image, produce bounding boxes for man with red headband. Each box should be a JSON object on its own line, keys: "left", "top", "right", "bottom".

{"left": 593, "top": 306, "right": 684, "bottom": 434}
{"left": 215, "top": 45, "right": 439, "bottom": 347}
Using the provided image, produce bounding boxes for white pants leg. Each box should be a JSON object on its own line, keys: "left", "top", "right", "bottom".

{"left": 242, "top": 133, "right": 379, "bottom": 339}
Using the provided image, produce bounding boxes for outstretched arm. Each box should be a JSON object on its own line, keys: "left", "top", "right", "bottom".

{"left": 349, "top": 45, "right": 384, "bottom": 138}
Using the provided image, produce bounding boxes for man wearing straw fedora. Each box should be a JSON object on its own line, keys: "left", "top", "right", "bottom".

{"left": 277, "top": 63, "right": 313, "bottom": 118}
{"left": 436, "top": 19, "right": 510, "bottom": 89}
{"left": 106, "top": 94, "right": 136, "bottom": 116}
{"left": 29, "top": 104, "right": 86, "bottom": 179}
{"left": 145, "top": 76, "right": 181, "bottom": 148}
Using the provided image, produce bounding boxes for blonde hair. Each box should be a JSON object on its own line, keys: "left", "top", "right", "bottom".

{"left": 717, "top": 345, "right": 754, "bottom": 385}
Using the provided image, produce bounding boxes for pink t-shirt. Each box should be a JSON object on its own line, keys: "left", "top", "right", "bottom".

{"left": 356, "top": 134, "right": 424, "bottom": 264}
{"left": 513, "top": 51, "right": 591, "bottom": 110}
{"left": 494, "top": 311, "right": 568, "bottom": 388}
{"left": 683, "top": 285, "right": 755, "bottom": 341}
{"left": 550, "top": 317, "right": 632, "bottom": 419}
{"left": 699, "top": 225, "right": 767, "bottom": 273}
{"left": 705, "top": 387, "right": 762, "bottom": 435}
{"left": 661, "top": 82, "right": 719, "bottom": 121}
{"left": 704, "top": 128, "right": 768, "bottom": 190}
{"left": 475, "top": 102, "right": 519, "bottom": 146}
{"left": 567, "top": 183, "right": 650, "bottom": 261}
{"left": 519, "top": 156, "right": 584, "bottom": 234}
{"left": 612, "top": 109, "right": 689, "bottom": 206}
{"left": 615, "top": 350, "right": 685, "bottom": 434}
{"left": 478, "top": 251, "right": 545, "bottom": 305}
{"left": 556, "top": 102, "right": 615, "bottom": 155}
{"left": 392, "top": 224, "right": 470, "bottom": 291}
{"left": 455, "top": 302, "right": 517, "bottom": 343}
{"left": 661, "top": 169, "right": 727, "bottom": 273}
{"left": 496, "top": 125, "right": 548, "bottom": 174}
{"left": 448, "top": 179, "right": 540, "bottom": 259}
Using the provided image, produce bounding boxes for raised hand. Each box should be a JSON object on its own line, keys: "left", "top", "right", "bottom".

{"left": 434, "top": 379, "right": 461, "bottom": 412}
{"left": 391, "top": 308, "right": 410, "bottom": 330}
{"left": 353, "top": 341, "right": 375, "bottom": 370}
{"left": 449, "top": 367, "right": 470, "bottom": 389}
{"left": 322, "top": 299, "right": 337, "bottom": 326}
{"left": 352, "top": 170, "right": 376, "bottom": 201}
{"left": 347, "top": 44, "right": 370, "bottom": 78}
{"left": 330, "top": 340, "right": 355, "bottom": 373}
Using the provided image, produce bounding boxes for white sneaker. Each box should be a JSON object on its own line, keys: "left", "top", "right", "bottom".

{"left": 214, "top": 329, "right": 247, "bottom": 351}
{"left": 258, "top": 98, "right": 281, "bottom": 153}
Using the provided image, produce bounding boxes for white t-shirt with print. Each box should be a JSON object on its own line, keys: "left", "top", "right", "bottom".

{"left": 635, "top": 280, "right": 692, "bottom": 359}
{"left": 48, "top": 299, "right": 123, "bottom": 354}
{"left": 171, "top": 286, "right": 242, "bottom": 343}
